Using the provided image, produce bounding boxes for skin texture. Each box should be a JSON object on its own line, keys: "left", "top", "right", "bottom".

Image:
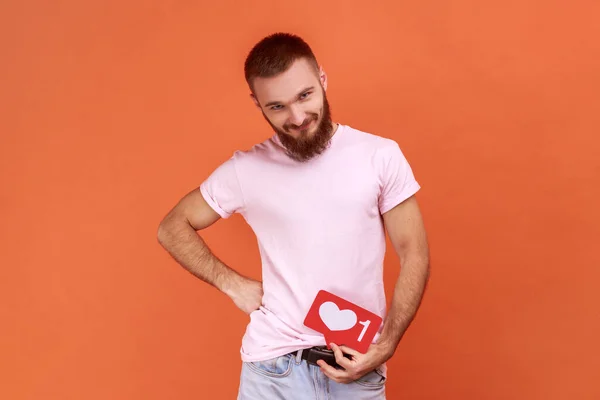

{"left": 157, "top": 57, "right": 430, "bottom": 383}
{"left": 157, "top": 188, "right": 263, "bottom": 315}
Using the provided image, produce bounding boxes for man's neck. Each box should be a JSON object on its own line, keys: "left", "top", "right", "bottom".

{"left": 329, "top": 122, "right": 339, "bottom": 140}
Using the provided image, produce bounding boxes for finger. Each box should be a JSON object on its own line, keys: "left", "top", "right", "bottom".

{"left": 317, "top": 360, "right": 340, "bottom": 378}
{"left": 318, "top": 360, "right": 350, "bottom": 383}
{"left": 338, "top": 345, "right": 361, "bottom": 357}
{"left": 330, "top": 343, "right": 353, "bottom": 369}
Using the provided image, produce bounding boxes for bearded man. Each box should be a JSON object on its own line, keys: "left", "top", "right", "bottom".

{"left": 158, "top": 32, "right": 430, "bottom": 399}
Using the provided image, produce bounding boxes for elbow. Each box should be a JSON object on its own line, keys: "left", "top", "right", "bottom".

{"left": 157, "top": 214, "right": 176, "bottom": 246}
{"left": 157, "top": 211, "right": 190, "bottom": 247}
{"left": 156, "top": 221, "right": 168, "bottom": 247}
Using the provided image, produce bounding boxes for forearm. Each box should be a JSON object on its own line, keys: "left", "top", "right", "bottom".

{"left": 378, "top": 253, "right": 430, "bottom": 357}
{"left": 157, "top": 217, "right": 243, "bottom": 297}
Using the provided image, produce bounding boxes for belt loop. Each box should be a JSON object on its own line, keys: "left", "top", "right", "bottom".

{"left": 295, "top": 349, "right": 303, "bottom": 363}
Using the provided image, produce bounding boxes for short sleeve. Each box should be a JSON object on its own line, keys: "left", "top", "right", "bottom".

{"left": 377, "top": 141, "right": 421, "bottom": 214}
{"left": 199, "top": 156, "right": 245, "bottom": 219}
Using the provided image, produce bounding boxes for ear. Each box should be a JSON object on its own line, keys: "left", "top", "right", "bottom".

{"left": 319, "top": 66, "right": 328, "bottom": 91}
{"left": 250, "top": 93, "right": 261, "bottom": 109}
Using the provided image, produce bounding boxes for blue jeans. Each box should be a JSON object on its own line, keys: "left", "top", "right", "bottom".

{"left": 237, "top": 349, "right": 386, "bottom": 399}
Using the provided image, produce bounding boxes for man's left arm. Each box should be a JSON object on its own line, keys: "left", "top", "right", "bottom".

{"left": 318, "top": 195, "right": 430, "bottom": 382}
{"left": 376, "top": 194, "right": 430, "bottom": 357}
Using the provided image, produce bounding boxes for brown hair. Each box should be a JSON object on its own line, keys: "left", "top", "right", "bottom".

{"left": 244, "top": 32, "right": 319, "bottom": 91}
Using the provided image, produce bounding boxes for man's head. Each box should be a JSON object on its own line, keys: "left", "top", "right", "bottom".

{"left": 244, "top": 33, "right": 335, "bottom": 162}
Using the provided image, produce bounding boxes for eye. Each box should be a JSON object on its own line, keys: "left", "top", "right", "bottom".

{"left": 299, "top": 91, "right": 312, "bottom": 100}
{"left": 270, "top": 105, "right": 283, "bottom": 111}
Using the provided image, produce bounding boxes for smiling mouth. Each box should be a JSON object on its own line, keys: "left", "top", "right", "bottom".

{"left": 292, "top": 119, "right": 314, "bottom": 131}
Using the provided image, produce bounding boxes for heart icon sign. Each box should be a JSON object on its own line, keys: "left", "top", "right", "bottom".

{"left": 304, "top": 290, "right": 383, "bottom": 353}
{"left": 319, "top": 301, "right": 358, "bottom": 331}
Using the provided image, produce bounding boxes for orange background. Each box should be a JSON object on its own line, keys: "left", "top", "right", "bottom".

{"left": 2, "top": 1, "right": 599, "bottom": 399}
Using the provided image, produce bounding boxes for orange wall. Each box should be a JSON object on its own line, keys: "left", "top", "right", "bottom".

{"left": 2, "top": 1, "right": 599, "bottom": 399}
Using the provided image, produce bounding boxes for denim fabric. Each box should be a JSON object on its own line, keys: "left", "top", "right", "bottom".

{"left": 237, "top": 350, "right": 386, "bottom": 399}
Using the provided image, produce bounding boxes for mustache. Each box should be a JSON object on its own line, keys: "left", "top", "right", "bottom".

{"left": 284, "top": 114, "right": 318, "bottom": 131}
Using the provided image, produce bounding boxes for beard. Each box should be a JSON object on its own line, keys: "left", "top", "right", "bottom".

{"left": 263, "top": 92, "right": 334, "bottom": 162}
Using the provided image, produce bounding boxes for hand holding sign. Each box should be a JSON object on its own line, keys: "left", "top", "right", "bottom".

{"left": 303, "top": 290, "right": 383, "bottom": 354}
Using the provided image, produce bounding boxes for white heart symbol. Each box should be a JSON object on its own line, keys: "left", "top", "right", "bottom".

{"left": 319, "top": 302, "right": 358, "bottom": 331}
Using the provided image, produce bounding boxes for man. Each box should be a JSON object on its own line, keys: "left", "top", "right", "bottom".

{"left": 157, "top": 32, "right": 430, "bottom": 399}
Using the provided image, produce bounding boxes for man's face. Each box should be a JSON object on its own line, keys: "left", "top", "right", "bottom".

{"left": 251, "top": 58, "right": 334, "bottom": 162}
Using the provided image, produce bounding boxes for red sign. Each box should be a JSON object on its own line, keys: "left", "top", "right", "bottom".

{"left": 304, "top": 290, "right": 383, "bottom": 354}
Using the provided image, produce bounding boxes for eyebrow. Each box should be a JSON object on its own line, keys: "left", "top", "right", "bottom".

{"left": 264, "top": 86, "right": 316, "bottom": 108}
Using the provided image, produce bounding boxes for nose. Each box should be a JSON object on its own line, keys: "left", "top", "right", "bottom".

{"left": 288, "top": 104, "right": 306, "bottom": 127}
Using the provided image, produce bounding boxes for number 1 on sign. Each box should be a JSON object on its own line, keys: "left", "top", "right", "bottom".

{"left": 357, "top": 320, "right": 371, "bottom": 342}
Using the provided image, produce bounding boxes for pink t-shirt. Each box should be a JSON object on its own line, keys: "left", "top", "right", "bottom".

{"left": 200, "top": 123, "right": 420, "bottom": 363}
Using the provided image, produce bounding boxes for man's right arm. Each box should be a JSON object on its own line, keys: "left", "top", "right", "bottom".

{"left": 156, "top": 188, "right": 263, "bottom": 314}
